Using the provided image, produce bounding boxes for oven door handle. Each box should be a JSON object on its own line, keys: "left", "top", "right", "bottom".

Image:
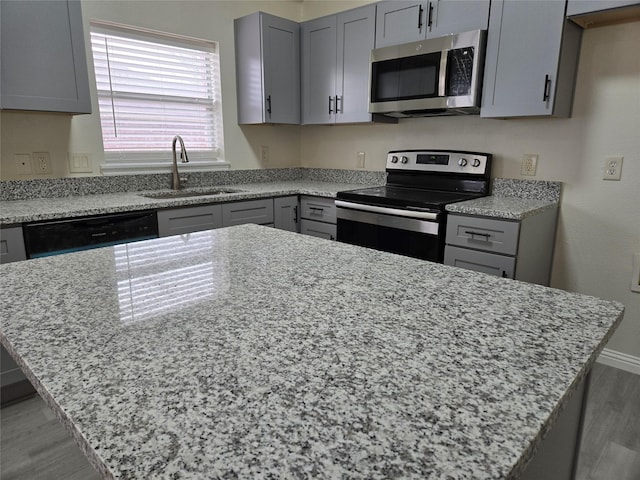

{"left": 335, "top": 200, "right": 439, "bottom": 220}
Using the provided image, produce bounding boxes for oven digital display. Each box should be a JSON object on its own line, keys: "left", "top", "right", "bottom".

{"left": 417, "top": 154, "right": 449, "bottom": 165}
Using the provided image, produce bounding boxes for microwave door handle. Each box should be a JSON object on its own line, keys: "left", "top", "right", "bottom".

{"left": 438, "top": 50, "right": 448, "bottom": 98}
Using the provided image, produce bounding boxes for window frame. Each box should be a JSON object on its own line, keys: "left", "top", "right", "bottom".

{"left": 89, "top": 20, "right": 228, "bottom": 175}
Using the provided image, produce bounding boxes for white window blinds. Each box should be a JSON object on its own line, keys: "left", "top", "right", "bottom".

{"left": 90, "top": 22, "right": 226, "bottom": 173}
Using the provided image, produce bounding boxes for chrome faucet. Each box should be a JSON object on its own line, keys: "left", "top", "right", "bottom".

{"left": 171, "top": 135, "right": 189, "bottom": 190}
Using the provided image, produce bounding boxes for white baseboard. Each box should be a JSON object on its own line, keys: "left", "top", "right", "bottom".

{"left": 596, "top": 348, "right": 640, "bottom": 375}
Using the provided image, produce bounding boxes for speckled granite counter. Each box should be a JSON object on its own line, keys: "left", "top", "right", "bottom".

{"left": 0, "top": 180, "right": 373, "bottom": 225}
{"left": 0, "top": 225, "right": 623, "bottom": 479}
{"left": 446, "top": 178, "right": 562, "bottom": 220}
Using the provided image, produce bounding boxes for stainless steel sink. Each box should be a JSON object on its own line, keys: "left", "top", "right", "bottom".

{"left": 140, "top": 188, "right": 245, "bottom": 199}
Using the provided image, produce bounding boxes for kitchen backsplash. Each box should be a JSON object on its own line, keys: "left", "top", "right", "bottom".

{"left": 492, "top": 178, "right": 562, "bottom": 202}
{"left": 0, "top": 168, "right": 387, "bottom": 201}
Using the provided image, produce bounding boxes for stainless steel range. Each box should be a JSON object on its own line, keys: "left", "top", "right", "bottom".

{"left": 335, "top": 150, "right": 492, "bottom": 262}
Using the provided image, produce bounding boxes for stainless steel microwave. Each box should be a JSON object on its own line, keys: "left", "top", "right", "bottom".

{"left": 369, "top": 30, "right": 486, "bottom": 117}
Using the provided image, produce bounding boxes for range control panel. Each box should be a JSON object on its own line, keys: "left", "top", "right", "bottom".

{"left": 386, "top": 150, "right": 491, "bottom": 176}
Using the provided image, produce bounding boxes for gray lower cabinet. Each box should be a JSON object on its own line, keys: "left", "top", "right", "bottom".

{"left": 481, "top": 0, "right": 582, "bottom": 118}
{"left": 0, "top": 227, "right": 27, "bottom": 264}
{"left": 222, "top": 199, "right": 274, "bottom": 227}
{"left": 234, "top": 12, "right": 300, "bottom": 124}
{"left": 299, "top": 196, "right": 337, "bottom": 241}
{"left": 444, "top": 208, "right": 558, "bottom": 285}
{"left": 157, "top": 204, "right": 223, "bottom": 237}
{"left": 0, "top": 0, "right": 91, "bottom": 114}
{"left": 274, "top": 196, "right": 300, "bottom": 232}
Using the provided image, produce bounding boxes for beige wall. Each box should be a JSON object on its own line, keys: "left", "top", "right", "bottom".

{"left": 0, "top": 1, "right": 638, "bottom": 359}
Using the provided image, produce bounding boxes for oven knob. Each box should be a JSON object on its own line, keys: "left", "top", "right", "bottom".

{"left": 401, "top": 156, "right": 409, "bottom": 164}
{"left": 472, "top": 158, "right": 481, "bottom": 167}
{"left": 458, "top": 158, "right": 468, "bottom": 167}
{"left": 391, "top": 156, "right": 399, "bottom": 163}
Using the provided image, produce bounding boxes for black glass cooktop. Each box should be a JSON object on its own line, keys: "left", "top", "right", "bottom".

{"left": 336, "top": 186, "right": 481, "bottom": 210}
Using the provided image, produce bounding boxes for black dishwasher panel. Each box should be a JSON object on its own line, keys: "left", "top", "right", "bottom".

{"left": 24, "top": 211, "right": 159, "bottom": 258}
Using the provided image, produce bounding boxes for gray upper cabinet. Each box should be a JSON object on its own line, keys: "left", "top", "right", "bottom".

{"left": 0, "top": 0, "right": 91, "bottom": 114}
{"left": 375, "top": 1, "right": 428, "bottom": 47}
{"left": 234, "top": 12, "right": 300, "bottom": 125}
{"left": 374, "top": 0, "right": 489, "bottom": 48}
{"left": 567, "top": 0, "right": 639, "bottom": 16}
{"left": 481, "top": 0, "right": 583, "bottom": 118}
{"left": 302, "top": 4, "right": 376, "bottom": 124}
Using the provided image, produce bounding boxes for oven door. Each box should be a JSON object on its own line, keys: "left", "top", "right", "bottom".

{"left": 335, "top": 201, "right": 444, "bottom": 262}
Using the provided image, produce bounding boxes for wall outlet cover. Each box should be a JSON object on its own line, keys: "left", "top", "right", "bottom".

{"left": 15, "top": 153, "right": 32, "bottom": 175}
{"left": 68, "top": 153, "right": 92, "bottom": 173}
{"left": 603, "top": 156, "right": 623, "bottom": 180}
{"left": 32, "top": 152, "right": 52, "bottom": 174}
{"left": 521, "top": 154, "right": 538, "bottom": 176}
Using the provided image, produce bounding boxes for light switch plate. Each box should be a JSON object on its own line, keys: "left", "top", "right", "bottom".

{"left": 68, "top": 153, "right": 92, "bottom": 173}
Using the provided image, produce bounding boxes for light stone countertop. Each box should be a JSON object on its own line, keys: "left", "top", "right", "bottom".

{"left": 0, "top": 224, "right": 624, "bottom": 480}
{"left": 0, "top": 181, "right": 368, "bottom": 226}
{"left": 445, "top": 196, "right": 558, "bottom": 220}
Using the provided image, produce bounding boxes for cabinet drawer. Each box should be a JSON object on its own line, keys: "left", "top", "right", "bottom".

{"left": 300, "top": 219, "right": 336, "bottom": 241}
{"left": 300, "top": 196, "right": 336, "bottom": 224}
{"left": 444, "top": 245, "right": 515, "bottom": 279}
{"left": 446, "top": 215, "right": 519, "bottom": 255}
{"left": 0, "top": 227, "right": 27, "bottom": 264}
{"left": 222, "top": 199, "right": 274, "bottom": 226}
{"left": 158, "top": 205, "right": 222, "bottom": 237}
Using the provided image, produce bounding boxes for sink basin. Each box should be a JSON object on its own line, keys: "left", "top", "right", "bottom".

{"left": 140, "top": 188, "right": 245, "bottom": 199}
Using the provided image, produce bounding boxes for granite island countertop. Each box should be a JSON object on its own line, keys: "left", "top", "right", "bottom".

{"left": 0, "top": 224, "right": 623, "bottom": 480}
{"left": 0, "top": 180, "right": 372, "bottom": 225}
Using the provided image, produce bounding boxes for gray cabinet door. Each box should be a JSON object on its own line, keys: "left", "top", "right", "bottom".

{"left": 222, "top": 199, "right": 274, "bottom": 227}
{"left": 444, "top": 245, "right": 516, "bottom": 279}
{"left": 235, "top": 12, "right": 300, "bottom": 124}
{"left": 302, "top": 15, "right": 337, "bottom": 124}
{"left": 0, "top": 227, "right": 27, "bottom": 264}
{"left": 300, "top": 219, "right": 337, "bottom": 241}
{"left": 274, "top": 196, "right": 300, "bottom": 233}
{"left": 375, "top": 1, "right": 428, "bottom": 47}
{"left": 567, "top": 0, "right": 638, "bottom": 16}
{"left": 157, "top": 205, "right": 223, "bottom": 237}
{"left": 262, "top": 14, "right": 301, "bottom": 124}
{"left": 0, "top": 0, "right": 91, "bottom": 114}
{"left": 481, "top": 0, "right": 582, "bottom": 118}
{"left": 336, "top": 5, "right": 376, "bottom": 124}
{"left": 428, "top": 0, "right": 490, "bottom": 38}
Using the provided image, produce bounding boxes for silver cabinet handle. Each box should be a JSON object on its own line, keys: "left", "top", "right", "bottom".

{"left": 465, "top": 230, "right": 490, "bottom": 239}
{"left": 293, "top": 205, "right": 298, "bottom": 224}
{"left": 543, "top": 75, "right": 551, "bottom": 101}
{"left": 336, "top": 95, "right": 343, "bottom": 114}
{"left": 328, "top": 96, "right": 334, "bottom": 115}
{"left": 266, "top": 95, "right": 272, "bottom": 116}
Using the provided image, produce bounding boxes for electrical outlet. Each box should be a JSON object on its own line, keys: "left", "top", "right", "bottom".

{"left": 356, "top": 151, "right": 365, "bottom": 169}
{"left": 603, "top": 156, "right": 623, "bottom": 180}
{"left": 15, "top": 153, "right": 32, "bottom": 175}
{"left": 260, "top": 145, "right": 270, "bottom": 165}
{"left": 32, "top": 152, "right": 52, "bottom": 174}
{"left": 521, "top": 154, "right": 538, "bottom": 176}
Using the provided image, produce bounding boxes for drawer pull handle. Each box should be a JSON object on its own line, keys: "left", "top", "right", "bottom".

{"left": 310, "top": 207, "right": 324, "bottom": 213}
{"left": 465, "top": 230, "right": 490, "bottom": 239}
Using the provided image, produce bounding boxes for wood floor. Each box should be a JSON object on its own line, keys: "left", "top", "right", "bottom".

{"left": 1, "top": 363, "right": 638, "bottom": 480}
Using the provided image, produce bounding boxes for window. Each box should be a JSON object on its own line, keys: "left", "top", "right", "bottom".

{"left": 90, "top": 21, "right": 227, "bottom": 174}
